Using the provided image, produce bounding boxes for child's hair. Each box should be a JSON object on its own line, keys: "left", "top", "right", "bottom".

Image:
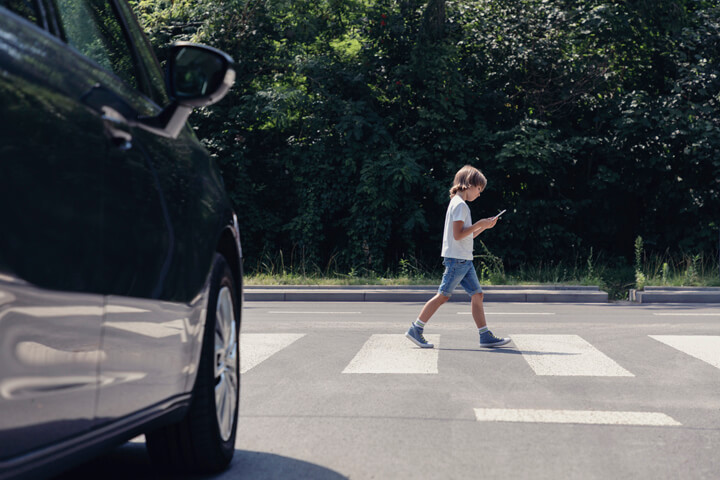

{"left": 449, "top": 165, "right": 487, "bottom": 197}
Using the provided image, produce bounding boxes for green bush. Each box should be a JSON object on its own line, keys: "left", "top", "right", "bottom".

{"left": 133, "top": 0, "right": 720, "bottom": 277}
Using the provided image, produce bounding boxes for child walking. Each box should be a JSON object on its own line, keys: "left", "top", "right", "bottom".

{"left": 405, "top": 165, "right": 511, "bottom": 348}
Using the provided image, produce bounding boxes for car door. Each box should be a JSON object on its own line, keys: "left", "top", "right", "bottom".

{"left": 0, "top": 3, "right": 106, "bottom": 459}
{"left": 46, "top": 0, "right": 203, "bottom": 421}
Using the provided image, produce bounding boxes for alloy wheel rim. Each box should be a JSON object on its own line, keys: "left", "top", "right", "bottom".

{"left": 214, "top": 285, "right": 238, "bottom": 442}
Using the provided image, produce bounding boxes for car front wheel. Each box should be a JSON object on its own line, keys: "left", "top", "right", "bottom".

{"left": 146, "top": 254, "right": 240, "bottom": 473}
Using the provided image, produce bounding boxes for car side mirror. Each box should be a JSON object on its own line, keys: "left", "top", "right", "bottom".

{"left": 168, "top": 43, "right": 235, "bottom": 106}
{"left": 137, "top": 43, "right": 235, "bottom": 139}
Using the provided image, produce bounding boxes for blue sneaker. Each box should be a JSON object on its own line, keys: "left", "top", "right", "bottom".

{"left": 479, "top": 330, "right": 511, "bottom": 348}
{"left": 405, "top": 324, "right": 434, "bottom": 348}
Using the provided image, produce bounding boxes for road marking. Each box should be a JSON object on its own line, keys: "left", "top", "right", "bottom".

{"left": 457, "top": 312, "right": 555, "bottom": 315}
{"left": 649, "top": 335, "right": 720, "bottom": 370}
{"left": 267, "top": 311, "right": 362, "bottom": 315}
{"left": 241, "top": 333, "right": 305, "bottom": 373}
{"left": 342, "top": 334, "right": 440, "bottom": 374}
{"left": 653, "top": 313, "right": 720, "bottom": 316}
{"left": 510, "top": 334, "right": 634, "bottom": 376}
{"left": 473, "top": 408, "right": 680, "bottom": 426}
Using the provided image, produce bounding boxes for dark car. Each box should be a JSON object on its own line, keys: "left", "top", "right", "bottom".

{"left": 0, "top": 1, "right": 242, "bottom": 478}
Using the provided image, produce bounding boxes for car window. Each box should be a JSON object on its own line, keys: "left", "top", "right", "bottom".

{"left": 1, "top": 0, "right": 42, "bottom": 26}
{"left": 53, "top": 0, "right": 139, "bottom": 90}
{"left": 114, "top": 0, "right": 169, "bottom": 106}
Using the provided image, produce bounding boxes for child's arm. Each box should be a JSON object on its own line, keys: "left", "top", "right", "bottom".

{"left": 453, "top": 217, "right": 498, "bottom": 241}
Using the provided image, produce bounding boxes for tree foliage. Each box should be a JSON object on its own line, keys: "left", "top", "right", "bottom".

{"left": 132, "top": 0, "right": 720, "bottom": 274}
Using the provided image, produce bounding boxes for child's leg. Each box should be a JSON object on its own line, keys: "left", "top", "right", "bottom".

{"left": 462, "top": 268, "right": 512, "bottom": 347}
{"left": 470, "top": 292, "right": 487, "bottom": 329}
{"left": 418, "top": 293, "right": 450, "bottom": 323}
{"left": 408, "top": 294, "right": 447, "bottom": 349}
{"left": 406, "top": 259, "right": 462, "bottom": 348}
{"left": 459, "top": 265, "right": 485, "bottom": 328}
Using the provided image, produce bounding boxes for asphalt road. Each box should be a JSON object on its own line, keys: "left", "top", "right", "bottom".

{"left": 56, "top": 301, "right": 720, "bottom": 479}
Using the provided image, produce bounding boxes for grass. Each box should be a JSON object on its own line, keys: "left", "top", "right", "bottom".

{"left": 245, "top": 248, "right": 719, "bottom": 301}
{"left": 632, "top": 237, "right": 720, "bottom": 291}
{"left": 635, "top": 254, "right": 720, "bottom": 289}
{"left": 246, "top": 272, "right": 437, "bottom": 286}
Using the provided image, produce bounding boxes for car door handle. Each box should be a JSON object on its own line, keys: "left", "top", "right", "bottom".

{"left": 81, "top": 84, "right": 137, "bottom": 150}
{"left": 101, "top": 106, "right": 133, "bottom": 150}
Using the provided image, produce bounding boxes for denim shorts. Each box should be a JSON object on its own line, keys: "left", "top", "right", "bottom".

{"left": 438, "top": 257, "right": 483, "bottom": 298}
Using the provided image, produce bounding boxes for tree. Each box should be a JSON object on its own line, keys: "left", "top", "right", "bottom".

{"left": 132, "top": 0, "right": 720, "bottom": 274}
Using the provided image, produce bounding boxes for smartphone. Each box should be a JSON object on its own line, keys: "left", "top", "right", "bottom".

{"left": 493, "top": 209, "right": 507, "bottom": 219}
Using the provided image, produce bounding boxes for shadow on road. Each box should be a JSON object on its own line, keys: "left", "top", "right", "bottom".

{"left": 437, "top": 347, "right": 577, "bottom": 356}
{"left": 53, "top": 442, "right": 347, "bottom": 480}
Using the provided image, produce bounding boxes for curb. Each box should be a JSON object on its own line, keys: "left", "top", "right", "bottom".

{"left": 244, "top": 285, "right": 609, "bottom": 303}
{"left": 629, "top": 287, "right": 720, "bottom": 304}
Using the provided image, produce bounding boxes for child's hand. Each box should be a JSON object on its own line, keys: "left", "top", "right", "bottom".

{"left": 476, "top": 217, "right": 498, "bottom": 230}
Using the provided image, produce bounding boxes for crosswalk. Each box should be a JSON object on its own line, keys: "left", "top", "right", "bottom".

{"left": 342, "top": 334, "right": 441, "bottom": 374}
{"left": 509, "top": 334, "right": 634, "bottom": 376}
{"left": 241, "top": 333, "right": 720, "bottom": 376}
{"left": 239, "top": 332, "right": 720, "bottom": 428}
{"left": 240, "top": 333, "right": 305, "bottom": 373}
{"left": 237, "top": 332, "right": 720, "bottom": 429}
{"left": 648, "top": 335, "right": 720, "bottom": 369}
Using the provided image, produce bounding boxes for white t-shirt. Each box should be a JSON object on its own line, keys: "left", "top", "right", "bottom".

{"left": 441, "top": 194, "right": 473, "bottom": 260}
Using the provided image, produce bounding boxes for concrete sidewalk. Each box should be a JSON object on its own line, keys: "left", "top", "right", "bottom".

{"left": 244, "top": 285, "right": 609, "bottom": 303}
{"left": 629, "top": 286, "right": 720, "bottom": 304}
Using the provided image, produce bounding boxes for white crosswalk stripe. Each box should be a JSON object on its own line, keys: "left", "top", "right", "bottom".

{"left": 474, "top": 408, "right": 681, "bottom": 426}
{"left": 342, "top": 334, "right": 440, "bottom": 374}
{"left": 241, "top": 333, "right": 306, "bottom": 373}
{"left": 510, "top": 334, "right": 634, "bottom": 376}
{"left": 649, "top": 335, "right": 720, "bottom": 370}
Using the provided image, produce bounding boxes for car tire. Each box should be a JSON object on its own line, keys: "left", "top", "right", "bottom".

{"left": 145, "top": 254, "right": 240, "bottom": 473}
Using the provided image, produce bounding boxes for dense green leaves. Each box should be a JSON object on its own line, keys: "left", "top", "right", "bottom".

{"left": 133, "top": 0, "right": 720, "bottom": 274}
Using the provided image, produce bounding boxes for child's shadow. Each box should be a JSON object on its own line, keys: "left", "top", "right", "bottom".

{"left": 437, "top": 347, "right": 578, "bottom": 356}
